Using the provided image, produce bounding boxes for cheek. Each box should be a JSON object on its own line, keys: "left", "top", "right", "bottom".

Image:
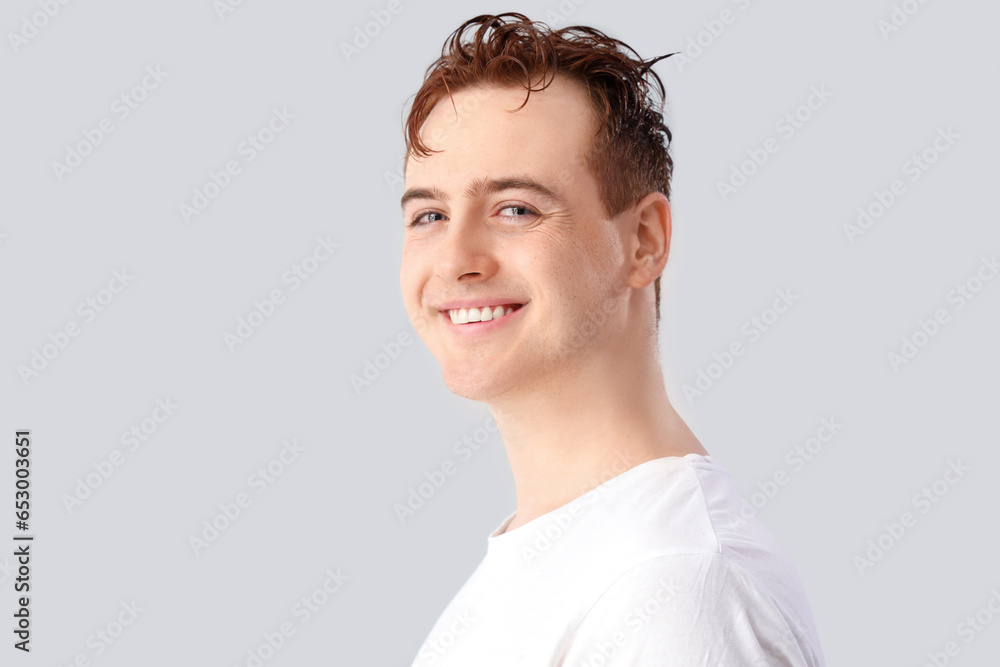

{"left": 566, "top": 230, "right": 626, "bottom": 310}
{"left": 519, "top": 234, "right": 605, "bottom": 309}
{"left": 399, "top": 242, "right": 424, "bottom": 279}
{"left": 583, "top": 223, "right": 625, "bottom": 279}
{"left": 399, "top": 258, "right": 424, "bottom": 310}
{"left": 399, "top": 262, "right": 434, "bottom": 338}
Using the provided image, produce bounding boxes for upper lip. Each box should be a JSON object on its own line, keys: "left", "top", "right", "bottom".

{"left": 437, "top": 298, "right": 527, "bottom": 311}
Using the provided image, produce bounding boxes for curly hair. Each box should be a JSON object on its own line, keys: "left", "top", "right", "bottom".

{"left": 402, "top": 12, "right": 676, "bottom": 325}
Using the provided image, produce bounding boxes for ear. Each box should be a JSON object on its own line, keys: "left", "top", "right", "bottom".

{"left": 626, "top": 192, "right": 671, "bottom": 290}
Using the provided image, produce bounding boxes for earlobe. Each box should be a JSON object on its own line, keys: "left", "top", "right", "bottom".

{"left": 627, "top": 192, "right": 671, "bottom": 289}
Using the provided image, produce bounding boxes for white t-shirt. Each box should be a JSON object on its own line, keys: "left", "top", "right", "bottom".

{"left": 410, "top": 453, "right": 826, "bottom": 666}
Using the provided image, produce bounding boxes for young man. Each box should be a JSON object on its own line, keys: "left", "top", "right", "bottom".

{"left": 399, "top": 13, "right": 826, "bottom": 666}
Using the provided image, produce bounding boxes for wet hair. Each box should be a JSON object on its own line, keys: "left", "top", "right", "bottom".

{"left": 403, "top": 12, "right": 676, "bottom": 326}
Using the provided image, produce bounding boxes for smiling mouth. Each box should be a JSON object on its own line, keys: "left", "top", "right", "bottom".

{"left": 445, "top": 303, "right": 525, "bottom": 325}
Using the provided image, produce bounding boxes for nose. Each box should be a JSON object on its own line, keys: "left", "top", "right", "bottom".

{"left": 435, "top": 213, "right": 499, "bottom": 283}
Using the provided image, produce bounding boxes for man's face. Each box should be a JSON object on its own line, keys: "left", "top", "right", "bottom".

{"left": 399, "top": 75, "right": 632, "bottom": 402}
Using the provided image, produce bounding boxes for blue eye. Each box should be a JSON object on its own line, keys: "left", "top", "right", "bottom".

{"left": 498, "top": 205, "right": 538, "bottom": 221}
{"left": 407, "top": 211, "right": 446, "bottom": 228}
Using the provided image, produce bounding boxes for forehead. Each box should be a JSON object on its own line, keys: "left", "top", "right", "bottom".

{"left": 405, "top": 76, "right": 598, "bottom": 184}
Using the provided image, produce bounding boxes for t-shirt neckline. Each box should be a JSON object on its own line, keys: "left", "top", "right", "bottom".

{"left": 487, "top": 452, "right": 714, "bottom": 544}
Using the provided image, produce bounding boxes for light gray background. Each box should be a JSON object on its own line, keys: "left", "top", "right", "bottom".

{"left": 2, "top": 0, "right": 998, "bottom": 665}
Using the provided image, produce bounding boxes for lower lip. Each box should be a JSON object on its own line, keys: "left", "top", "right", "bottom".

{"left": 440, "top": 304, "right": 527, "bottom": 337}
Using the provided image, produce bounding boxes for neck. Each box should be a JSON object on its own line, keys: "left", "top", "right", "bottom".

{"left": 489, "top": 314, "right": 707, "bottom": 533}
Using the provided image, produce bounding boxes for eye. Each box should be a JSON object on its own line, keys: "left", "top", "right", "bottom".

{"left": 497, "top": 203, "right": 539, "bottom": 222}
{"left": 407, "top": 210, "right": 447, "bottom": 228}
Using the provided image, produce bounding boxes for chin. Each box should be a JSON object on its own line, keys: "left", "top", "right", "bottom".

{"left": 440, "top": 365, "right": 510, "bottom": 403}
{"left": 441, "top": 373, "right": 491, "bottom": 402}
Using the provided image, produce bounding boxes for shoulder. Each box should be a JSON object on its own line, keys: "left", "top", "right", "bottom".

{"left": 561, "top": 552, "right": 823, "bottom": 666}
{"left": 593, "top": 455, "right": 780, "bottom": 560}
{"left": 588, "top": 551, "right": 793, "bottom": 622}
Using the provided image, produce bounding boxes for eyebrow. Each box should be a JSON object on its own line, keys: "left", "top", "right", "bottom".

{"left": 399, "top": 176, "right": 564, "bottom": 210}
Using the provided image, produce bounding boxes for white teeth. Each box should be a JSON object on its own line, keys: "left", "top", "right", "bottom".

{"left": 447, "top": 305, "right": 518, "bottom": 324}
